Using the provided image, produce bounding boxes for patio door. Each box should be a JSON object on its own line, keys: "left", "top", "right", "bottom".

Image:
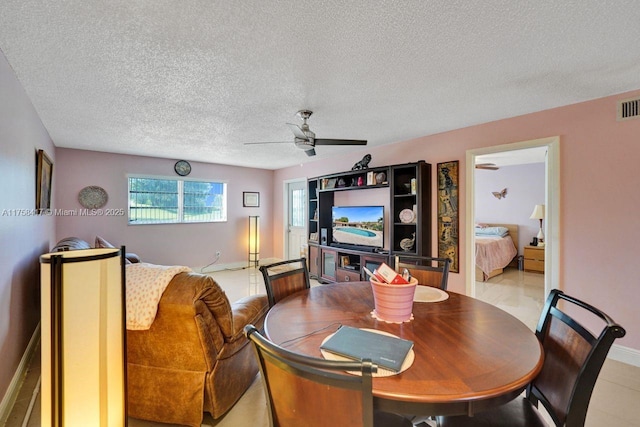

{"left": 286, "top": 180, "right": 307, "bottom": 260}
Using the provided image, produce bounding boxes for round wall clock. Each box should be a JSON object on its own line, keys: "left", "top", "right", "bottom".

{"left": 174, "top": 160, "right": 191, "bottom": 176}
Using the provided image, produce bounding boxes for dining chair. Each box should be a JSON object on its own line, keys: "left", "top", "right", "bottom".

{"left": 244, "top": 325, "right": 413, "bottom": 427}
{"left": 436, "top": 288, "right": 626, "bottom": 427}
{"left": 259, "top": 258, "right": 311, "bottom": 308}
{"left": 394, "top": 255, "right": 450, "bottom": 290}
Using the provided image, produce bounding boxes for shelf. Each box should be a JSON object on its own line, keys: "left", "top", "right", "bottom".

{"left": 318, "top": 167, "right": 390, "bottom": 192}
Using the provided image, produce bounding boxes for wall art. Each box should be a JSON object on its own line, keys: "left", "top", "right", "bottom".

{"left": 36, "top": 149, "right": 53, "bottom": 213}
{"left": 437, "top": 161, "right": 459, "bottom": 273}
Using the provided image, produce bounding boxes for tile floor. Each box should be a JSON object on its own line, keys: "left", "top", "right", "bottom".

{"left": 5, "top": 267, "right": 640, "bottom": 426}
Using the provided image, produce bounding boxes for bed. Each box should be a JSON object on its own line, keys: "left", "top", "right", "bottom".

{"left": 475, "top": 223, "right": 518, "bottom": 282}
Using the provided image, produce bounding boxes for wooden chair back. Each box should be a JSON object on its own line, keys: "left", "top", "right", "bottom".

{"left": 244, "top": 325, "right": 376, "bottom": 427}
{"left": 260, "top": 258, "right": 311, "bottom": 308}
{"left": 529, "top": 289, "right": 626, "bottom": 426}
{"left": 394, "top": 255, "right": 450, "bottom": 290}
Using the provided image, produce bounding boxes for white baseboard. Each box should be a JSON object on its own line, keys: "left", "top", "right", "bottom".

{"left": 608, "top": 343, "right": 640, "bottom": 368}
{"left": 0, "top": 323, "right": 41, "bottom": 424}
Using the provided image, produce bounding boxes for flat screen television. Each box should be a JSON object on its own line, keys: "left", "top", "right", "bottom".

{"left": 332, "top": 206, "right": 384, "bottom": 249}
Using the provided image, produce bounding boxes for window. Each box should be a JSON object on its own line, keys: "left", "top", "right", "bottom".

{"left": 290, "top": 187, "right": 305, "bottom": 227}
{"left": 128, "top": 176, "right": 227, "bottom": 224}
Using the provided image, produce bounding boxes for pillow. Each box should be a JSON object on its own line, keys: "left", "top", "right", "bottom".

{"left": 475, "top": 226, "right": 509, "bottom": 237}
{"left": 95, "top": 235, "right": 115, "bottom": 248}
{"left": 95, "top": 236, "right": 132, "bottom": 264}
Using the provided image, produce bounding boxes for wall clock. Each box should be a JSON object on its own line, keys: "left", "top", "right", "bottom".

{"left": 174, "top": 160, "right": 191, "bottom": 176}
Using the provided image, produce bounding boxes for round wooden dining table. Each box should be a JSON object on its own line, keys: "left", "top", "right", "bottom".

{"left": 264, "top": 281, "right": 543, "bottom": 417}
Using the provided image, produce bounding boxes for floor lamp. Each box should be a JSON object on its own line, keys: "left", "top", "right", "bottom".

{"left": 249, "top": 215, "right": 260, "bottom": 268}
{"left": 40, "top": 247, "right": 126, "bottom": 427}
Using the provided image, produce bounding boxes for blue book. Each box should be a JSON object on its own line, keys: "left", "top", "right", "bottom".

{"left": 320, "top": 325, "right": 413, "bottom": 372}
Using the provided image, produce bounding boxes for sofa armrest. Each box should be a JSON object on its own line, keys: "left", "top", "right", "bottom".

{"left": 229, "top": 295, "right": 269, "bottom": 342}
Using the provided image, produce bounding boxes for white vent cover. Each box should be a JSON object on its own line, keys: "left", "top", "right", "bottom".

{"left": 617, "top": 97, "right": 640, "bottom": 121}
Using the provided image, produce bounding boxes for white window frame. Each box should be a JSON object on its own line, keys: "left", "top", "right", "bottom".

{"left": 127, "top": 175, "right": 228, "bottom": 225}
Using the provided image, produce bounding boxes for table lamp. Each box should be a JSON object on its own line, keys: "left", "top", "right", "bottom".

{"left": 529, "top": 204, "right": 545, "bottom": 246}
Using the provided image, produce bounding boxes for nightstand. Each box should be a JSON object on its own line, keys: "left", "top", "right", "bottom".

{"left": 524, "top": 245, "right": 545, "bottom": 273}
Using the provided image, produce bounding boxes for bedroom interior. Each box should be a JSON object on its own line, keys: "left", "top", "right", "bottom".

{"left": 472, "top": 144, "right": 547, "bottom": 320}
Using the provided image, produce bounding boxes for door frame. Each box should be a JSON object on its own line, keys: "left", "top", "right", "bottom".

{"left": 282, "top": 177, "right": 308, "bottom": 259}
{"left": 465, "top": 136, "right": 560, "bottom": 297}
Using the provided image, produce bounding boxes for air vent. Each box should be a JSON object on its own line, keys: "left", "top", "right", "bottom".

{"left": 617, "top": 97, "right": 640, "bottom": 121}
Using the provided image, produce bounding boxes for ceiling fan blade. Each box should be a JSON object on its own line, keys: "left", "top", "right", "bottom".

{"left": 243, "top": 141, "right": 292, "bottom": 145}
{"left": 286, "top": 123, "right": 309, "bottom": 140}
{"left": 476, "top": 163, "right": 499, "bottom": 170}
{"left": 305, "top": 148, "right": 316, "bottom": 157}
{"left": 314, "top": 138, "right": 367, "bottom": 146}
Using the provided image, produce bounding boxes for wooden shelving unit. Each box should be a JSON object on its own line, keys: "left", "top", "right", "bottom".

{"left": 307, "top": 161, "right": 432, "bottom": 283}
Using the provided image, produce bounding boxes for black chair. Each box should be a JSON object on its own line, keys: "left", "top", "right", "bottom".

{"left": 244, "top": 325, "right": 412, "bottom": 427}
{"left": 259, "top": 258, "right": 311, "bottom": 308}
{"left": 394, "top": 255, "right": 451, "bottom": 290}
{"left": 437, "top": 289, "right": 626, "bottom": 427}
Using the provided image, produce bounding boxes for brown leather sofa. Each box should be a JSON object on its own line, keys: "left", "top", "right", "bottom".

{"left": 50, "top": 237, "right": 270, "bottom": 427}
{"left": 127, "top": 272, "right": 269, "bottom": 426}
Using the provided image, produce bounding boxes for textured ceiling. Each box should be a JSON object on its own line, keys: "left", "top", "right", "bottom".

{"left": 1, "top": 1, "right": 639, "bottom": 170}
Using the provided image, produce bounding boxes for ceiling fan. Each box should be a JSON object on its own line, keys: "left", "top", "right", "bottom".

{"left": 244, "top": 110, "right": 367, "bottom": 156}
{"left": 475, "top": 163, "right": 499, "bottom": 170}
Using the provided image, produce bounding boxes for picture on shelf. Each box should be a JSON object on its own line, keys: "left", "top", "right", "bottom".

{"left": 309, "top": 232, "right": 319, "bottom": 241}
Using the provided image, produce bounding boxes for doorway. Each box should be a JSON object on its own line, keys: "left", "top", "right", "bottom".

{"left": 284, "top": 179, "right": 307, "bottom": 260}
{"left": 465, "top": 136, "right": 560, "bottom": 299}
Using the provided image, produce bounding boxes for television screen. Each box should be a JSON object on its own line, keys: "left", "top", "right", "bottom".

{"left": 332, "top": 206, "right": 384, "bottom": 248}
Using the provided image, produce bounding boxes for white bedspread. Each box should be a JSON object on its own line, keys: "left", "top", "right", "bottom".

{"left": 126, "top": 263, "right": 191, "bottom": 330}
{"left": 475, "top": 235, "right": 517, "bottom": 276}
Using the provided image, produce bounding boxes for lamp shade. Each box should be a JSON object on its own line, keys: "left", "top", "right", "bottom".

{"left": 40, "top": 248, "right": 126, "bottom": 427}
{"left": 529, "top": 204, "right": 545, "bottom": 220}
{"left": 249, "top": 216, "right": 260, "bottom": 268}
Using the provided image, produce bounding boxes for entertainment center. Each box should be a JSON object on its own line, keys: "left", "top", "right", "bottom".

{"left": 307, "top": 161, "right": 432, "bottom": 283}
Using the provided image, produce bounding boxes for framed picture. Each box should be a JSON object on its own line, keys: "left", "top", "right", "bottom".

{"left": 437, "top": 161, "right": 459, "bottom": 273}
{"left": 341, "top": 256, "right": 350, "bottom": 267}
{"left": 243, "top": 191, "right": 260, "bottom": 207}
{"left": 36, "top": 149, "right": 53, "bottom": 213}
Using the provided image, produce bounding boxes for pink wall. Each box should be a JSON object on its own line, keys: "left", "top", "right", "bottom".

{"left": 275, "top": 89, "right": 640, "bottom": 352}
{"left": 54, "top": 149, "right": 274, "bottom": 267}
{"left": 475, "top": 163, "right": 545, "bottom": 254}
{"left": 0, "top": 51, "right": 56, "bottom": 403}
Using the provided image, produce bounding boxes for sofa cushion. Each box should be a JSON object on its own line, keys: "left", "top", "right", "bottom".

{"left": 51, "top": 237, "right": 91, "bottom": 252}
